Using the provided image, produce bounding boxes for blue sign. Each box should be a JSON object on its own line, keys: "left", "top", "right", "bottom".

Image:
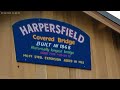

{"left": 12, "top": 18, "right": 91, "bottom": 70}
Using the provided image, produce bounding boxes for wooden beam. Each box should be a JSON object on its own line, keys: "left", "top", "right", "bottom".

{"left": 83, "top": 11, "right": 120, "bottom": 34}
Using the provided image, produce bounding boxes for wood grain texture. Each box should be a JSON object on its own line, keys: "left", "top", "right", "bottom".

{"left": 0, "top": 11, "right": 120, "bottom": 79}
{"left": 104, "top": 29, "right": 120, "bottom": 79}
{"left": 112, "top": 31, "right": 120, "bottom": 78}
{"left": 10, "top": 12, "right": 25, "bottom": 79}
{"left": 0, "top": 15, "right": 12, "bottom": 78}
{"left": 93, "top": 22, "right": 108, "bottom": 79}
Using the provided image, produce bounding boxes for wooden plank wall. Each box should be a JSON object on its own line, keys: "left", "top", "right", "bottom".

{"left": 0, "top": 11, "right": 120, "bottom": 79}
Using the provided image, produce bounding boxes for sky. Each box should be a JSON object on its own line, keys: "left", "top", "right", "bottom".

{"left": 106, "top": 11, "right": 120, "bottom": 20}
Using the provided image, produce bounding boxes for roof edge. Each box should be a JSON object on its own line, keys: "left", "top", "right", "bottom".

{"left": 97, "top": 11, "right": 120, "bottom": 26}
{"left": 83, "top": 11, "right": 120, "bottom": 34}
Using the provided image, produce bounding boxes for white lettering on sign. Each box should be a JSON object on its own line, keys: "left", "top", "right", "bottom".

{"left": 19, "top": 23, "right": 85, "bottom": 43}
